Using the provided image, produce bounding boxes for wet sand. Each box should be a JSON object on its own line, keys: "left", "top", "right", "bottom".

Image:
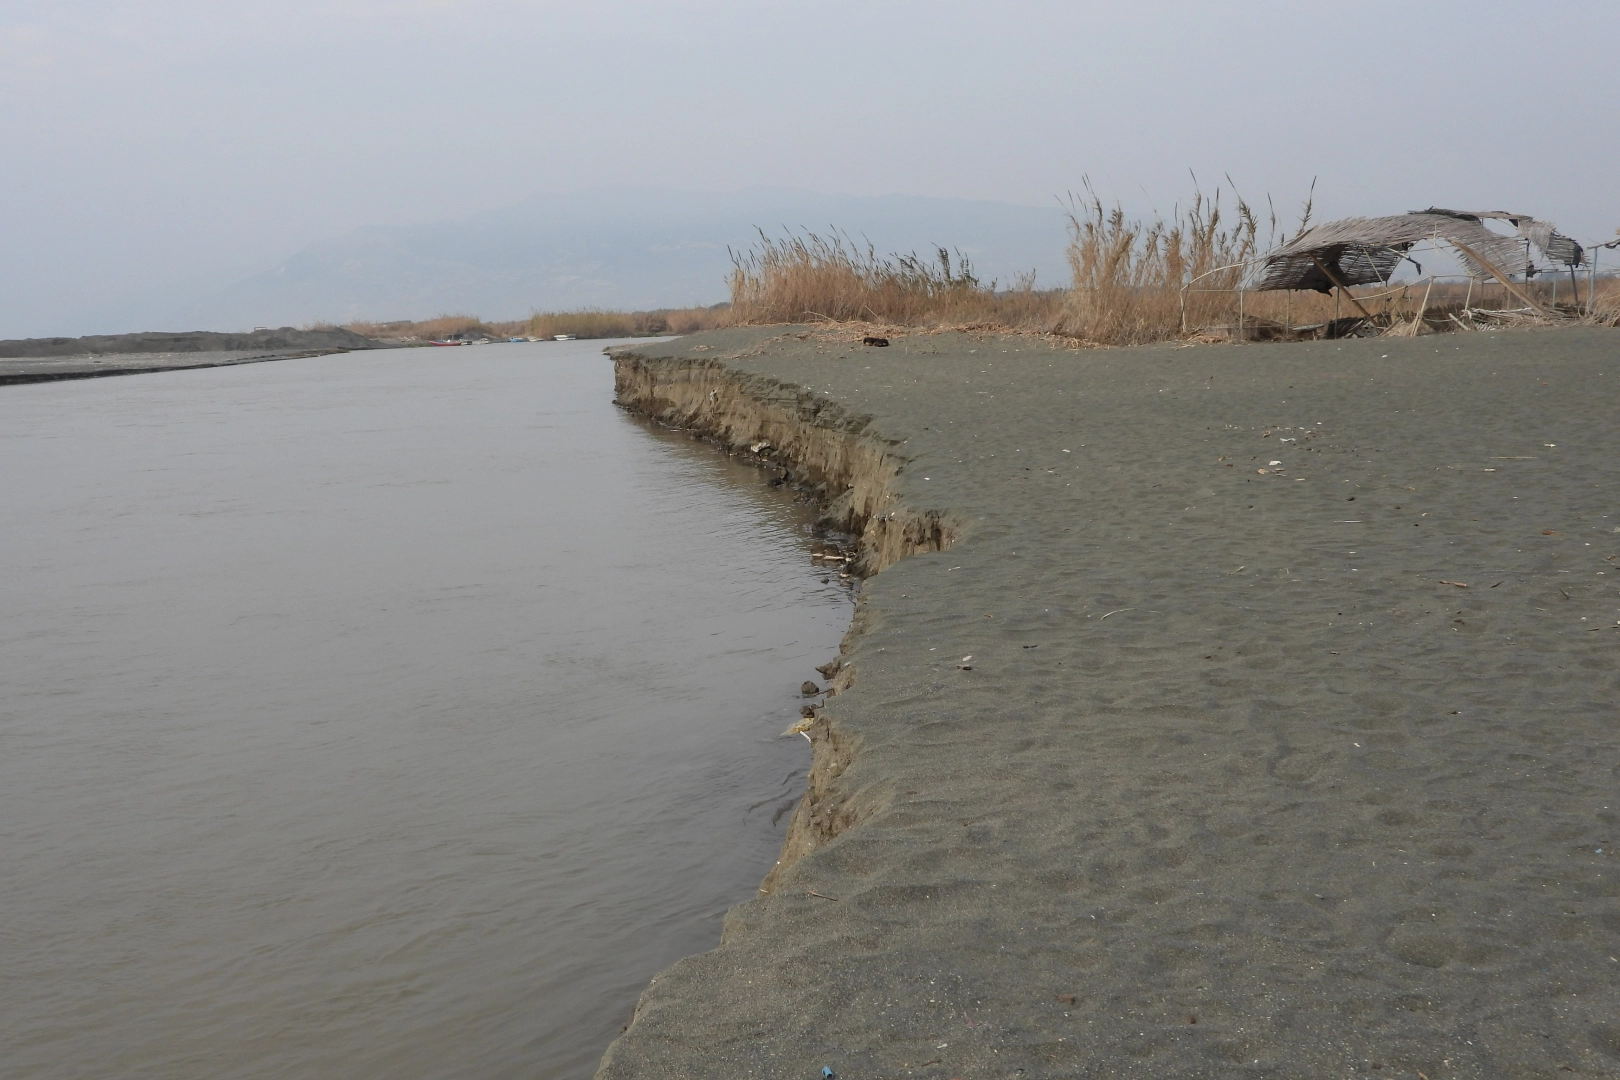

{"left": 601, "top": 326, "right": 1620, "bottom": 1078}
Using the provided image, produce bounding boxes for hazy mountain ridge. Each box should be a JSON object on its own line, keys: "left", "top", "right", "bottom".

{"left": 140, "top": 189, "right": 1071, "bottom": 332}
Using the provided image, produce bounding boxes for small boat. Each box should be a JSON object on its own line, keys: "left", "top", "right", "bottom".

{"left": 554, "top": 334, "right": 577, "bottom": 341}
{"left": 428, "top": 339, "right": 468, "bottom": 346}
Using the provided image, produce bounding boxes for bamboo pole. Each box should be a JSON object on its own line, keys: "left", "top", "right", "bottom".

{"left": 1451, "top": 240, "right": 1555, "bottom": 316}
{"left": 1411, "top": 275, "right": 1435, "bottom": 333}
{"left": 1309, "top": 253, "right": 1373, "bottom": 318}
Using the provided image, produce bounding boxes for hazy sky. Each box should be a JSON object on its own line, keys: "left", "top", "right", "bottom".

{"left": 5, "top": 0, "right": 1617, "bottom": 336}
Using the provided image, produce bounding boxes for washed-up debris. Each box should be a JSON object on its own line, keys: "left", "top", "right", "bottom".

{"left": 1439, "top": 580, "right": 1469, "bottom": 588}
{"left": 862, "top": 335, "right": 889, "bottom": 347}
{"left": 958, "top": 655, "right": 973, "bottom": 670}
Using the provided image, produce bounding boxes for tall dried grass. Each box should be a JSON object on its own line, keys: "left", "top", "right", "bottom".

{"left": 1056, "top": 179, "right": 1320, "bottom": 344}
{"left": 727, "top": 229, "right": 1063, "bottom": 329}
{"left": 1060, "top": 184, "right": 1620, "bottom": 344}
{"left": 1586, "top": 275, "right": 1620, "bottom": 325}
{"left": 340, "top": 307, "right": 729, "bottom": 343}
{"left": 342, "top": 314, "right": 505, "bottom": 341}
{"left": 528, "top": 305, "right": 728, "bottom": 339}
{"left": 335, "top": 211, "right": 1618, "bottom": 350}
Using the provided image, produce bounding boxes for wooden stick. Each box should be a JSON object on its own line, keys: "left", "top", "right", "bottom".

{"left": 1412, "top": 275, "right": 1435, "bottom": 332}
{"left": 1450, "top": 240, "right": 1554, "bottom": 316}
{"left": 1309, "top": 253, "right": 1373, "bottom": 318}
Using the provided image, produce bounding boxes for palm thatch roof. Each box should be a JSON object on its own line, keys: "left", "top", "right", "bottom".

{"left": 1437, "top": 209, "right": 1584, "bottom": 268}
{"left": 1254, "top": 209, "right": 1583, "bottom": 293}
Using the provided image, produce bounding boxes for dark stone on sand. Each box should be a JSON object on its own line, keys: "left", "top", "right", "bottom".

{"left": 799, "top": 681, "right": 821, "bottom": 696}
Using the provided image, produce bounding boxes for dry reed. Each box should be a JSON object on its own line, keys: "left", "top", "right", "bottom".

{"left": 335, "top": 212, "right": 1618, "bottom": 349}
{"left": 1060, "top": 182, "right": 1620, "bottom": 344}
{"left": 528, "top": 306, "right": 728, "bottom": 339}
{"left": 727, "top": 229, "right": 1063, "bottom": 330}
{"left": 339, "top": 307, "right": 729, "bottom": 343}
{"left": 341, "top": 314, "right": 506, "bottom": 341}
{"left": 1057, "top": 178, "right": 1304, "bottom": 345}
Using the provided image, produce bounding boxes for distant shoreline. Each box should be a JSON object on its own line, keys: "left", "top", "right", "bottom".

{"left": 0, "top": 327, "right": 381, "bottom": 360}
{"left": 0, "top": 328, "right": 384, "bottom": 386}
{"left": 0, "top": 350, "right": 362, "bottom": 386}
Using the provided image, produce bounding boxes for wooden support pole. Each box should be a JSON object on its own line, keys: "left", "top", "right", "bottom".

{"left": 1450, "top": 240, "right": 1555, "bottom": 317}
{"left": 1309, "top": 254, "right": 1373, "bottom": 318}
{"left": 1411, "top": 276, "right": 1435, "bottom": 333}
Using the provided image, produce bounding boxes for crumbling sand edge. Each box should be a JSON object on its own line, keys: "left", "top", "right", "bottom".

{"left": 610, "top": 347, "right": 961, "bottom": 888}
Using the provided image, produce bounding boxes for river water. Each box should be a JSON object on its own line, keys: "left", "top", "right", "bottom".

{"left": 0, "top": 341, "right": 851, "bottom": 1079}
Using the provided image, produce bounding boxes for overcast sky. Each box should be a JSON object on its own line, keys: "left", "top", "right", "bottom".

{"left": 5, "top": 0, "right": 1617, "bottom": 336}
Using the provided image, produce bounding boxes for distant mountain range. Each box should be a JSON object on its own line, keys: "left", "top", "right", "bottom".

{"left": 107, "top": 188, "right": 1073, "bottom": 332}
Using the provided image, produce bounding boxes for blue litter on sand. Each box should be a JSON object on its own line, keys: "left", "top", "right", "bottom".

{"left": 822, "top": 1069, "right": 837, "bottom": 1079}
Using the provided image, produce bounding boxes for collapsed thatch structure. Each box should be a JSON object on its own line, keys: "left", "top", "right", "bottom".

{"left": 1255, "top": 209, "right": 1584, "bottom": 294}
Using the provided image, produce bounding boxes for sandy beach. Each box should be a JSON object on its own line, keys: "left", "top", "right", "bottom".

{"left": 602, "top": 325, "right": 1620, "bottom": 1078}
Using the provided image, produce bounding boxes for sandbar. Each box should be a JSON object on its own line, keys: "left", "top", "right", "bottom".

{"left": 602, "top": 325, "right": 1620, "bottom": 1078}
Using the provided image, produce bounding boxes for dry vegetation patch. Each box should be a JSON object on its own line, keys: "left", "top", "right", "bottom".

{"left": 528, "top": 306, "right": 727, "bottom": 339}
{"left": 340, "top": 314, "right": 516, "bottom": 342}
{"left": 332, "top": 201, "right": 1618, "bottom": 350}
{"left": 337, "top": 306, "right": 730, "bottom": 343}
{"left": 727, "top": 229, "right": 1065, "bottom": 331}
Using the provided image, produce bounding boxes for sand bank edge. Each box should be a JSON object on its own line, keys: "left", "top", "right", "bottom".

{"left": 609, "top": 345, "right": 961, "bottom": 890}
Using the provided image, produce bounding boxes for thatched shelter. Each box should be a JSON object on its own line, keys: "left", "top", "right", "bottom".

{"left": 1255, "top": 209, "right": 1583, "bottom": 294}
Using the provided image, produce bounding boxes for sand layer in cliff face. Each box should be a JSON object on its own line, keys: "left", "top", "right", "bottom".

{"left": 600, "top": 326, "right": 1620, "bottom": 1080}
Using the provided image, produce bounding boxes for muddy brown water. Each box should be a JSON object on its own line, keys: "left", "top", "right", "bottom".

{"left": 0, "top": 341, "right": 851, "bottom": 1079}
